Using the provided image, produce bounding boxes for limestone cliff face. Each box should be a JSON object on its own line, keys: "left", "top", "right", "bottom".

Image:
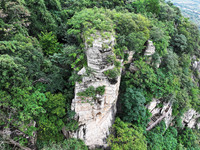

{"left": 71, "top": 32, "right": 122, "bottom": 148}
{"left": 147, "top": 100, "right": 200, "bottom": 130}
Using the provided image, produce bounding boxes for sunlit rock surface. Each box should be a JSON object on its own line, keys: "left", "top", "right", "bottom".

{"left": 71, "top": 32, "right": 122, "bottom": 148}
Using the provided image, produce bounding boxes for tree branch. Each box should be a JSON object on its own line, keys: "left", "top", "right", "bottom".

{"left": 0, "top": 131, "right": 32, "bottom": 150}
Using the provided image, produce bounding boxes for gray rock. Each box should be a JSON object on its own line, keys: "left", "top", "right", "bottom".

{"left": 182, "top": 109, "right": 196, "bottom": 123}
{"left": 147, "top": 100, "right": 173, "bottom": 129}
{"left": 125, "top": 51, "right": 135, "bottom": 64}
{"left": 71, "top": 31, "right": 122, "bottom": 148}
{"left": 78, "top": 67, "right": 86, "bottom": 76}
{"left": 197, "top": 123, "right": 200, "bottom": 129}
{"left": 129, "top": 63, "right": 138, "bottom": 73}
{"left": 147, "top": 98, "right": 159, "bottom": 112}
{"left": 188, "top": 119, "right": 196, "bottom": 128}
{"left": 182, "top": 109, "right": 200, "bottom": 129}
{"left": 144, "top": 40, "right": 156, "bottom": 56}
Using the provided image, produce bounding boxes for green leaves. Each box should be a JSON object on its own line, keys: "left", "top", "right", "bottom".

{"left": 120, "top": 88, "right": 150, "bottom": 128}
{"left": 39, "top": 31, "right": 62, "bottom": 56}
{"left": 104, "top": 68, "right": 120, "bottom": 80}
{"left": 172, "top": 34, "right": 187, "bottom": 53}
{"left": 77, "top": 85, "right": 105, "bottom": 102}
{"left": 178, "top": 128, "right": 198, "bottom": 149}
{"left": 67, "top": 7, "right": 114, "bottom": 44}
{"left": 36, "top": 92, "right": 69, "bottom": 141}
{"left": 44, "top": 92, "right": 66, "bottom": 117}
{"left": 0, "top": 54, "right": 27, "bottom": 90}
{"left": 108, "top": 117, "right": 147, "bottom": 150}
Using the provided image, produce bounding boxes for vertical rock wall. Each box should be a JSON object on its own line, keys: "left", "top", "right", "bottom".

{"left": 71, "top": 32, "right": 122, "bottom": 148}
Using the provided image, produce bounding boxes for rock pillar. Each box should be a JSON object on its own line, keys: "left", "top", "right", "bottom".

{"left": 71, "top": 32, "right": 122, "bottom": 148}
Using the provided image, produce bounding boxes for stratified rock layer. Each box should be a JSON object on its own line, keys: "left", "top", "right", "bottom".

{"left": 71, "top": 32, "right": 122, "bottom": 148}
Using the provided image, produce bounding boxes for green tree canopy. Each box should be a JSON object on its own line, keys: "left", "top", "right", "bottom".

{"left": 108, "top": 117, "right": 147, "bottom": 150}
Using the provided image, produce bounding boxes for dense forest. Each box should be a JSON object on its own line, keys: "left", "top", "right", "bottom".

{"left": 0, "top": 0, "right": 200, "bottom": 149}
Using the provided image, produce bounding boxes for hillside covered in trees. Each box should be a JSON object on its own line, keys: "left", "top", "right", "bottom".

{"left": 171, "top": 0, "right": 200, "bottom": 30}
{"left": 0, "top": 0, "right": 200, "bottom": 150}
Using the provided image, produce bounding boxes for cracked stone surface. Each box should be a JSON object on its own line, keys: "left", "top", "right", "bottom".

{"left": 182, "top": 109, "right": 200, "bottom": 128}
{"left": 71, "top": 32, "right": 122, "bottom": 148}
{"left": 144, "top": 40, "right": 156, "bottom": 56}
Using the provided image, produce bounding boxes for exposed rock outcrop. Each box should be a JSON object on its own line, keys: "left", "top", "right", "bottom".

{"left": 144, "top": 40, "right": 156, "bottom": 56}
{"left": 129, "top": 63, "right": 138, "bottom": 73}
{"left": 197, "top": 123, "right": 200, "bottom": 129}
{"left": 147, "top": 100, "right": 173, "bottom": 130}
{"left": 129, "top": 40, "right": 159, "bottom": 73}
{"left": 147, "top": 99, "right": 200, "bottom": 130}
{"left": 144, "top": 40, "right": 161, "bottom": 68}
{"left": 71, "top": 32, "right": 122, "bottom": 148}
{"left": 192, "top": 60, "right": 200, "bottom": 72}
{"left": 125, "top": 51, "right": 135, "bottom": 64}
{"left": 182, "top": 109, "right": 200, "bottom": 128}
{"left": 192, "top": 55, "right": 200, "bottom": 73}
{"left": 147, "top": 98, "right": 159, "bottom": 112}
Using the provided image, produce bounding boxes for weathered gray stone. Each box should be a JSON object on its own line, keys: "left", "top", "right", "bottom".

{"left": 181, "top": 109, "right": 200, "bottom": 129}
{"left": 71, "top": 32, "right": 122, "bottom": 148}
{"left": 147, "top": 98, "right": 200, "bottom": 129}
{"left": 182, "top": 109, "right": 196, "bottom": 123}
{"left": 188, "top": 119, "right": 196, "bottom": 128}
{"left": 125, "top": 51, "right": 135, "bottom": 64}
{"left": 78, "top": 67, "right": 86, "bottom": 76}
{"left": 144, "top": 40, "right": 156, "bottom": 56}
{"left": 147, "top": 98, "right": 159, "bottom": 112}
{"left": 151, "top": 108, "right": 161, "bottom": 116}
{"left": 147, "top": 100, "right": 173, "bottom": 130}
{"left": 192, "top": 56, "right": 200, "bottom": 76}
{"left": 164, "top": 105, "right": 173, "bottom": 128}
{"left": 129, "top": 63, "right": 138, "bottom": 73}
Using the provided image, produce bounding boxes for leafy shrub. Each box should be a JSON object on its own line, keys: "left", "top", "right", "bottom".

{"left": 104, "top": 68, "right": 120, "bottom": 80}
{"left": 37, "top": 92, "right": 75, "bottom": 141}
{"left": 77, "top": 85, "right": 105, "bottom": 102}
{"left": 41, "top": 138, "right": 88, "bottom": 150}
{"left": 108, "top": 117, "right": 147, "bottom": 150}
{"left": 67, "top": 7, "right": 114, "bottom": 45}
{"left": 178, "top": 128, "right": 198, "bottom": 149}
{"left": 39, "top": 31, "right": 62, "bottom": 55}
{"left": 120, "top": 88, "right": 150, "bottom": 128}
{"left": 0, "top": 54, "right": 27, "bottom": 90}
{"left": 146, "top": 123, "right": 178, "bottom": 150}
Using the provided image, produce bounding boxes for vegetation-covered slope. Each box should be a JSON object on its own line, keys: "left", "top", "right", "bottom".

{"left": 171, "top": 0, "right": 200, "bottom": 30}
{"left": 0, "top": 0, "right": 200, "bottom": 149}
